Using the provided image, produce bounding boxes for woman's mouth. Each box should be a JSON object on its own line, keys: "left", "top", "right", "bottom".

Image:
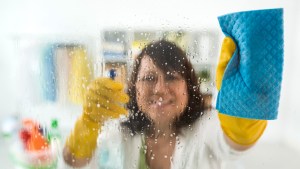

{"left": 149, "top": 97, "right": 173, "bottom": 108}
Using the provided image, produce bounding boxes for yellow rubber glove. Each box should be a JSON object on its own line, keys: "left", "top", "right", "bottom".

{"left": 216, "top": 37, "right": 267, "bottom": 146}
{"left": 65, "top": 78, "right": 129, "bottom": 159}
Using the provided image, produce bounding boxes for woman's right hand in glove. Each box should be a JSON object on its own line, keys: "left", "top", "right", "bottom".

{"left": 83, "top": 77, "right": 129, "bottom": 122}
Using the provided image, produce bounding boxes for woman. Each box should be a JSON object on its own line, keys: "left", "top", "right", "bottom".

{"left": 63, "top": 40, "right": 267, "bottom": 169}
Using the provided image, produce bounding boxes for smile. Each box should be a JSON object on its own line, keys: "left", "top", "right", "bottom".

{"left": 149, "top": 98, "right": 174, "bottom": 107}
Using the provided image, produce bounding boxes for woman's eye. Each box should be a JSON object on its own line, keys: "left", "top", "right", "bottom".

{"left": 165, "top": 74, "right": 177, "bottom": 81}
{"left": 143, "top": 75, "right": 155, "bottom": 81}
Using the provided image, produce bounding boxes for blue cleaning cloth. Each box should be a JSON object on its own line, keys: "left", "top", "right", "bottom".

{"left": 216, "top": 8, "right": 284, "bottom": 120}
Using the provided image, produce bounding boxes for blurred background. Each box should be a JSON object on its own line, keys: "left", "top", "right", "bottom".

{"left": 0, "top": 0, "right": 299, "bottom": 168}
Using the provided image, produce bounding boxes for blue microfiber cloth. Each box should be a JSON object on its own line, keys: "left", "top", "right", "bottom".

{"left": 216, "top": 8, "right": 284, "bottom": 120}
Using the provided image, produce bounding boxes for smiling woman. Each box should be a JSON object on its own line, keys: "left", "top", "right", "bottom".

{"left": 123, "top": 40, "right": 205, "bottom": 169}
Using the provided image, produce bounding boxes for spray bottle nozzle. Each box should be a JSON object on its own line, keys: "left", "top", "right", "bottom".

{"left": 109, "top": 69, "right": 116, "bottom": 80}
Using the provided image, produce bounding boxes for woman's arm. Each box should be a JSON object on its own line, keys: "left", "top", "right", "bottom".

{"left": 215, "top": 37, "right": 268, "bottom": 151}
{"left": 63, "top": 114, "right": 100, "bottom": 167}
{"left": 63, "top": 78, "right": 129, "bottom": 167}
{"left": 218, "top": 113, "right": 267, "bottom": 151}
{"left": 63, "top": 145, "right": 91, "bottom": 167}
{"left": 223, "top": 134, "right": 253, "bottom": 151}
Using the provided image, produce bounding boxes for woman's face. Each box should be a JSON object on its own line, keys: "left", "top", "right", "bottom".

{"left": 135, "top": 56, "right": 188, "bottom": 125}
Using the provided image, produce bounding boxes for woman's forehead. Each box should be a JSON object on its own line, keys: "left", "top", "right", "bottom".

{"left": 138, "top": 57, "right": 180, "bottom": 76}
{"left": 139, "top": 56, "right": 170, "bottom": 74}
{"left": 139, "top": 56, "right": 157, "bottom": 71}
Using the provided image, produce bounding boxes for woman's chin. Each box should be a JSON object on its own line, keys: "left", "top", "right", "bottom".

{"left": 148, "top": 112, "right": 176, "bottom": 125}
{"left": 149, "top": 102, "right": 173, "bottom": 111}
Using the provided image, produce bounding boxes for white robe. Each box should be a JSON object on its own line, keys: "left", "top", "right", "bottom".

{"left": 95, "top": 109, "right": 245, "bottom": 169}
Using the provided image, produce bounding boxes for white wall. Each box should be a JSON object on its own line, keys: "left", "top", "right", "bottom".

{"left": 0, "top": 0, "right": 299, "bottom": 149}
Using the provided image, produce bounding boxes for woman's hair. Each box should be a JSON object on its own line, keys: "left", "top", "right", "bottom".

{"left": 122, "top": 40, "right": 206, "bottom": 134}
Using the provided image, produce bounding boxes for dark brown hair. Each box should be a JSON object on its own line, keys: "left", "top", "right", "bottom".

{"left": 122, "top": 40, "right": 206, "bottom": 134}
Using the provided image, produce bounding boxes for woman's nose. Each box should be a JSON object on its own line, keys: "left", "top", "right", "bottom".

{"left": 153, "top": 76, "right": 168, "bottom": 94}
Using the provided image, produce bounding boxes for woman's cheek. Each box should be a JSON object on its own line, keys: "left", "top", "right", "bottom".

{"left": 136, "top": 91, "right": 148, "bottom": 111}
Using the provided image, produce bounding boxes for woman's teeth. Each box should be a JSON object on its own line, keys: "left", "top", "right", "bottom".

{"left": 151, "top": 99, "right": 172, "bottom": 106}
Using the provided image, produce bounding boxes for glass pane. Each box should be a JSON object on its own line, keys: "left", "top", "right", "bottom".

{"left": 0, "top": 1, "right": 299, "bottom": 169}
